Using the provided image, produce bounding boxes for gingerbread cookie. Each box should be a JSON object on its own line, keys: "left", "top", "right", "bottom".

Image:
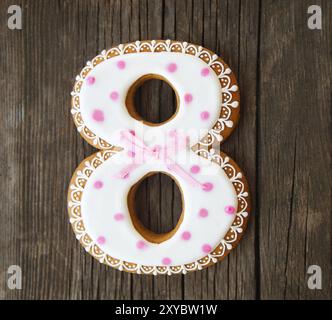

{"left": 68, "top": 40, "right": 250, "bottom": 275}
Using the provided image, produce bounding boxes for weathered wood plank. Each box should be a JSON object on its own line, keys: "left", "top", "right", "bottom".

{"left": 0, "top": 0, "right": 25, "bottom": 300}
{"left": 1, "top": 0, "right": 331, "bottom": 300}
{"left": 0, "top": 0, "right": 259, "bottom": 300}
{"left": 258, "top": 0, "right": 332, "bottom": 299}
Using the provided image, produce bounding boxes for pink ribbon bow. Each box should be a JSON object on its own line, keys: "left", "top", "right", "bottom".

{"left": 115, "top": 130, "right": 207, "bottom": 189}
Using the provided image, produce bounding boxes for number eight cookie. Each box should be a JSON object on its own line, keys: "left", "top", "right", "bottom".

{"left": 69, "top": 40, "right": 250, "bottom": 275}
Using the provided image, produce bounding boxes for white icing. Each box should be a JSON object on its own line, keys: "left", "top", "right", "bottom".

{"left": 69, "top": 41, "right": 248, "bottom": 274}
{"left": 81, "top": 148, "right": 237, "bottom": 265}
{"left": 79, "top": 52, "right": 222, "bottom": 147}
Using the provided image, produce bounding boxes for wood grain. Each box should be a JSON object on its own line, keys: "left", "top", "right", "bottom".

{"left": 0, "top": 0, "right": 331, "bottom": 300}
{"left": 258, "top": 0, "right": 332, "bottom": 299}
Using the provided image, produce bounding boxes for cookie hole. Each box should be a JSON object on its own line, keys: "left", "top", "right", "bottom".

{"left": 126, "top": 75, "right": 178, "bottom": 126}
{"left": 127, "top": 172, "right": 183, "bottom": 244}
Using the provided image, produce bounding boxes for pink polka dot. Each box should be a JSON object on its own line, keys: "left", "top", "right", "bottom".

{"left": 184, "top": 93, "right": 193, "bottom": 104}
{"left": 202, "top": 182, "right": 214, "bottom": 192}
{"left": 110, "top": 91, "right": 119, "bottom": 101}
{"left": 200, "top": 111, "right": 210, "bottom": 120}
{"left": 97, "top": 236, "right": 106, "bottom": 245}
{"left": 181, "top": 231, "right": 191, "bottom": 240}
{"left": 94, "top": 180, "right": 103, "bottom": 189}
{"left": 225, "top": 205, "right": 236, "bottom": 215}
{"left": 162, "top": 257, "right": 172, "bottom": 265}
{"left": 86, "top": 76, "right": 95, "bottom": 85}
{"left": 201, "top": 68, "right": 210, "bottom": 77}
{"left": 92, "top": 109, "right": 104, "bottom": 122}
{"left": 136, "top": 240, "right": 147, "bottom": 250}
{"left": 117, "top": 60, "right": 126, "bottom": 69}
{"left": 127, "top": 150, "right": 136, "bottom": 158}
{"left": 114, "top": 213, "right": 124, "bottom": 221}
{"left": 167, "top": 63, "right": 177, "bottom": 73}
{"left": 190, "top": 165, "right": 201, "bottom": 174}
{"left": 202, "top": 244, "right": 212, "bottom": 253}
{"left": 199, "top": 208, "right": 209, "bottom": 218}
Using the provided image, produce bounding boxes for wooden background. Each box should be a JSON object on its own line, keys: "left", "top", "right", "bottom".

{"left": 0, "top": 0, "right": 331, "bottom": 300}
